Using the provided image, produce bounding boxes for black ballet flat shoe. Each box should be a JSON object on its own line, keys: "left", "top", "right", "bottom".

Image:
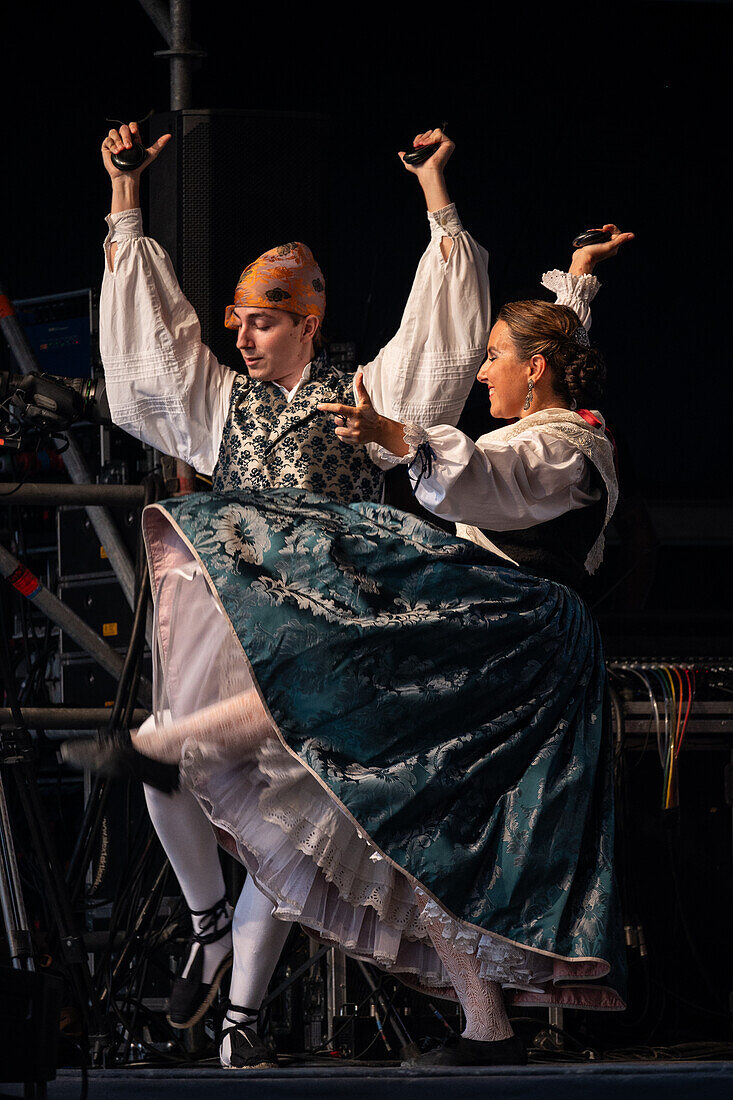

{"left": 219, "top": 1007, "right": 278, "bottom": 1069}
{"left": 167, "top": 897, "right": 233, "bottom": 1029}
{"left": 60, "top": 737, "right": 180, "bottom": 793}
{"left": 402, "top": 1032, "right": 527, "bottom": 1067}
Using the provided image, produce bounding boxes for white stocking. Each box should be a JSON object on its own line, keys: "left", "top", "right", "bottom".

{"left": 144, "top": 782, "right": 232, "bottom": 984}
{"left": 144, "top": 783, "right": 225, "bottom": 910}
{"left": 225, "top": 874, "right": 292, "bottom": 1034}
{"left": 422, "top": 907, "right": 514, "bottom": 1042}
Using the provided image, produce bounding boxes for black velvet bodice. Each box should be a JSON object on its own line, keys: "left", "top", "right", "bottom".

{"left": 480, "top": 465, "right": 607, "bottom": 591}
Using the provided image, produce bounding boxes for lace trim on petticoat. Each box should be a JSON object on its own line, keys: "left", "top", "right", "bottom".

{"left": 254, "top": 739, "right": 425, "bottom": 936}
{"left": 178, "top": 736, "right": 553, "bottom": 991}
{"left": 416, "top": 892, "right": 554, "bottom": 988}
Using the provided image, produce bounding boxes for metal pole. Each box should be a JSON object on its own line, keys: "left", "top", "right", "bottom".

{"left": 0, "top": 543, "right": 152, "bottom": 708}
{"left": 61, "top": 436, "right": 136, "bottom": 611}
{"left": 0, "top": 280, "right": 39, "bottom": 375}
{"left": 169, "top": 0, "right": 192, "bottom": 111}
{"left": 0, "top": 769, "right": 33, "bottom": 968}
{"left": 59, "top": 442, "right": 154, "bottom": 651}
{"left": 0, "top": 483, "right": 145, "bottom": 505}
{"left": 0, "top": 708, "right": 148, "bottom": 730}
{"left": 138, "top": 0, "right": 203, "bottom": 497}
{"left": 136, "top": 0, "right": 171, "bottom": 43}
{"left": 0, "top": 276, "right": 143, "bottom": 615}
{"left": 327, "top": 948, "right": 348, "bottom": 1028}
{"left": 143, "top": 0, "right": 205, "bottom": 114}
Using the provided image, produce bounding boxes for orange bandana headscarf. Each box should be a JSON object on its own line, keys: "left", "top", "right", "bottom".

{"left": 224, "top": 242, "right": 326, "bottom": 328}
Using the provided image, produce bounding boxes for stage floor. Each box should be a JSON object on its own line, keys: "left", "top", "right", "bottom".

{"left": 4, "top": 1060, "right": 733, "bottom": 1100}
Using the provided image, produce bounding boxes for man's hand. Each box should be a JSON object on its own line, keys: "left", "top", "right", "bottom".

{"left": 397, "top": 126, "right": 454, "bottom": 246}
{"left": 102, "top": 121, "right": 171, "bottom": 182}
{"left": 398, "top": 127, "right": 454, "bottom": 176}
{"left": 317, "top": 372, "right": 409, "bottom": 456}
{"left": 570, "top": 224, "right": 635, "bottom": 276}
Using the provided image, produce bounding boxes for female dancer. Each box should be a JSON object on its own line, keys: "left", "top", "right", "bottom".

{"left": 68, "top": 226, "right": 633, "bottom": 1067}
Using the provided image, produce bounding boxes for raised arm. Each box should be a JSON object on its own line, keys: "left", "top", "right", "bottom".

{"left": 319, "top": 224, "right": 633, "bottom": 488}
{"left": 100, "top": 122, "right": 235, "bottom": 474}
{"left": 357, "top": 129, "right": 490, "bottom": 440}
{"left": 398, "top": 128, "right": 455, "bottom": 261}
{"left": 542, "top": 223, "right": 636, "bottom": 329}
{"left": 102, "top": 122, "right": 171, "bottom": 268}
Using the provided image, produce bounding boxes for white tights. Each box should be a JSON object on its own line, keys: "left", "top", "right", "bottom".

{"left": 144, "top": 781, "right": 292, "bottom": 1023}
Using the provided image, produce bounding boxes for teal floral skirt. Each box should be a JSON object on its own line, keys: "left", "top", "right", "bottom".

{"left": 142, "top": 487, "right": 625, "bottom": 1010}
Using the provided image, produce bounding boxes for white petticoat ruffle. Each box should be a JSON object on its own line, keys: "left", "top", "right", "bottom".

{"left": 180, "top": 733, "right": 554, "bottom": 995}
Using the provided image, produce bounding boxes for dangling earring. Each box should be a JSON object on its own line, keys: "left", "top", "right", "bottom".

{"left": 523, "top": 379, "right": 534, "bottom": 411}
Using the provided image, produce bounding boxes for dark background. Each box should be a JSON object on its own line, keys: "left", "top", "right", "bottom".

{"left": 1, "top": 2, "right": 731, "bottom": 1051}
{"left": 1, "top": 0, "right": 730, "bottom": 499}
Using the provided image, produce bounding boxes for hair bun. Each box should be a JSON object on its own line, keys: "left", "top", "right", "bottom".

{"left": 497, "top": 299, "right": 606, "bottom": 408}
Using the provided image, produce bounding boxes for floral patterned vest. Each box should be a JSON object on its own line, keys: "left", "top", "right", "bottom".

{"left": 212, "top": 353, "right": 384, "bottom": 505}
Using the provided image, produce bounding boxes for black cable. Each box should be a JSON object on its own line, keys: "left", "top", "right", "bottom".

{"left": 119, "top": 865, "right": 172, "bottom": 1037}
{"left": 356, "top": 959, "right": 415, "bottom": 1049}
{"left": 507, "top": 1015, "right": 599, "bottom": 1059}
{"left": 107, "top": 997, "right": 198, "bottom": 1066}
{"left": 603, "top": 1041, "right": 733, "bottom": 1062}
{"left": 309, "top": 973, "right": 393, "bottom": 1055}
{"left": 101, "top": 849, "right": 177, "bottom": 1063}
{"left": 67, "top": 472, "right": 159, "bottom": 903}
{"left": 352, "top": 980, "right": 401, "bottom": 1060}
{"left": 96, "top": 827, "right": 162, "bottom": 1004}
{"left": 0, "top": 584, "right": 100, "bottom": 1058}
{"left": 70, "top": 1041, "right": 89, "bottom": 1100}
{"left": 0, "top": 462, "right": 31, "bottom": 497}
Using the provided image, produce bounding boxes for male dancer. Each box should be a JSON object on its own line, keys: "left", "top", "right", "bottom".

{"left": 99, "top": 120, "right": 489, "bottom": 1067}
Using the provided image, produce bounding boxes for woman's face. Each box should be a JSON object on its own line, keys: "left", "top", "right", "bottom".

{"left": 476, "top": 321, "right": 531, "bottom": 420}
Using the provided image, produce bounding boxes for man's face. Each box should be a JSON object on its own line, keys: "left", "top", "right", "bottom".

{"left": 231, "top": 306, "right": 311, "bottom": 389}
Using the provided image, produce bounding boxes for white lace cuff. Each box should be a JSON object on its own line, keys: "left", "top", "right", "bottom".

{"left": 403, "top": 422, "right": 431, "bottom": 467}
{"left": 104, "top": 207, "right": 144, "bottom": 242}
{"left": 369, "top": 422, "right": 430, "bottom": 468}
{"left": 541, "top": 269, "right": 601, "bottom": 302}
{"left": 427, "top": 203, "right": 463, "bottom": 240}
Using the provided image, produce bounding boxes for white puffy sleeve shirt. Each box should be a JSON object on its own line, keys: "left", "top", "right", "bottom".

{"left": 409, "top": 269, "right": 603, "bottom": 531}
{"left": 100, "top": 204, "right": 490, "bottom": 475}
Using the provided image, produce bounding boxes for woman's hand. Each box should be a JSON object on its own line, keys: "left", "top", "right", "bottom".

{"left": 317, "top": 372, "right": 409, "bottom": 456}
{"left": 570, "top": 223, "right": 635, "bottom": 276}
{"left": 398, "top": 127, "right": 454, "bottom": 176}
{"left": 101, "top": 120, "right": 171, "bottom": 182}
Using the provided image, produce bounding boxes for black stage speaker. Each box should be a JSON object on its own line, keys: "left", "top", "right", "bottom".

{"left": 0, "top": 967, "right": 61, "bottom": 1088}
{"left": 148, "top": 109, "right": 331, "bottom": 371}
